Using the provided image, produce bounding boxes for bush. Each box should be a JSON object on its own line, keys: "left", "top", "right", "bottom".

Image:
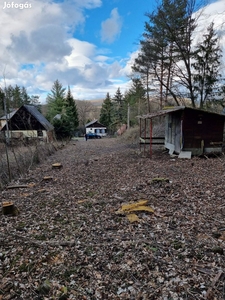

{"left": 0, "top": 141, "right": 57, "bottom": 189}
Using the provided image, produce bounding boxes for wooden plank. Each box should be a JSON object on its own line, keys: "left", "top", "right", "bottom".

{"left": 139, "top": 137, "right": 146, "bottom": 144}
{"left": 140, "top": 142, "right": 165, "bottom": 145}
{"left": 140, "top": 137, "right": 164, "bottom": 139}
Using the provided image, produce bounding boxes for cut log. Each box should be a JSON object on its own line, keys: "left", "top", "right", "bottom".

{"left": 151, "top": 178, "right": 169, "bottom": 184}
{"left": 7, "top": 185, "right": 28, "bottom": 189}
{"left": 52, "top": 163, "right": 63, "bottom": 169}
{"left": 43, "top": 176, "right": 53, "bottom": 181}
{"left": 2, "top": 202, "right": 19, "bottom": 216}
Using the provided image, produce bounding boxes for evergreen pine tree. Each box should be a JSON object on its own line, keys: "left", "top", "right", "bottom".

{"left": 133, "top": 0, "right": 200, "bottom": 107}
{"left": 46, "top": 79, "right": 66, "bottom": 122}
{"left": 46, "top": 82, "right": 80, "bottom": 139}
{"left": 124, "top": 78, "right": 147, "bottom": 125}
{"left": 99, "top": 93, "right": 113, "bottom": 129}
{"left": 65, "top": 86, "right": 79, "bottom": 132}
{"left": 21, "top": 87, "right": 31, "bottom": 105}
{"left": 112, "top": 88, "right": 125, "bottom": 125}
{"left": 192, "top": 22, "right": 222, "bottom": 108}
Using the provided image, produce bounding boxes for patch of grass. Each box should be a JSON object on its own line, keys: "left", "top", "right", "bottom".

{"left": 144, "top": 245, "right": 158, "bottom": 252}
{"left": 83, "top": 202, "right": 93, "bottom": 209}
{"left": 35, "top": 234, "right": 47, "bottom": 241}
{"left": 86, "top": 191, "right": 95, "bottom": 198}
{"left": 19, "top": 262, "right": 35, "bottom": 272}
{"left": 172, "top": 240, "right": 183, "bottom": 250}
{"left": 84, "top": 246, "right": 93, "bottom": 255}
{"left": 16, "top": 222, "right": 26, "bottom": 231}
{"left": 115, "top": 216, "right": 123, "bottom": 223}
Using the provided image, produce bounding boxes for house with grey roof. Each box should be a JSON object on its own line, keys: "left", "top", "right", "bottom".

{"left": 0, "top": 105, "right": 54, "bottom": 142}
{"left": 85, "top": 119, "right": 107, "bottom": 136}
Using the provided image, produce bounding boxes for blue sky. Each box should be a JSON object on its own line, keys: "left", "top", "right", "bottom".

{"left": 0, "top": 0, "right": 224, "bottom": 103}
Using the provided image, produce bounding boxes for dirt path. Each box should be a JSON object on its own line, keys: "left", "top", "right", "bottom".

{"left": 0, "top": 138, "right": 225, "bottom": 299}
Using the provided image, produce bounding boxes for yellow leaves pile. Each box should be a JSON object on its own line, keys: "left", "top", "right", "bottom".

{"left": 116, "top": 200, "right": 154, "bottom": 223}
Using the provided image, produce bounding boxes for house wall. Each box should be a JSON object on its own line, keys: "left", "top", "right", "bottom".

{"left": 7, "top": 130, "right": 48, "bottom": 139}
{"left": 86, "top": 127, "right": 107, "bottom": 136}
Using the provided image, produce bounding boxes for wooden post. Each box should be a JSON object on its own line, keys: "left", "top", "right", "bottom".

{"left": 127, "top": 103, "right": 130, "bottom": 130}
{"left": 150, "top": 119, "right": 153, "bottom": 158}
{"left": 144, "top": 119, "right": 147, "bottom": 155}
{"left": 139, "top": 118, "right": 142, "bottom": 153}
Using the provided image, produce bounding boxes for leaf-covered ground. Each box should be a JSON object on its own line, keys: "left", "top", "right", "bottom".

{"left": 0, "top": 138, "right": 225, "bottom": 300}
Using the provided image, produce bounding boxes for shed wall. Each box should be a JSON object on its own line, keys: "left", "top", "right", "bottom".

{"left": 182, "top": 109, "right": 224, "bottom": 154}
{"left": 165, "top": 108, "right": 225, "bottom": 155}
{"left": 165, "top": 111, "right": 183, "bottom": 154}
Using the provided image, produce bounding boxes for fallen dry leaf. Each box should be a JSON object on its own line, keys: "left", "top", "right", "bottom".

{"left": 0, "top": 138, "right": 225, "bottom": 299}
{"left": 127, "top": 213, "right": 140, "bottom": 223}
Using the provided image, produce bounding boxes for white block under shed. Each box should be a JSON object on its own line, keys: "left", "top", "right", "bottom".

{"left": 178, "top": 151, "right": 192, "bottom": 159}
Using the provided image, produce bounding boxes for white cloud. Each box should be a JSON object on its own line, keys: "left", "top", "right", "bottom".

{"left": 194, "top": 0, "right": 225, "bottom": 37}
{"left": 0, "top": 0, "right": 133, "bottom": 102}
{"left": 100, "top": 8, "right": 123, "bottom": 44}
{"left": 120, "top": 51, "right": 138, "bottom": 77}
{"left": 94, "top": 55, "right": 109, "bottom": 62}
{"left": 1, "top": 0, "right": 223, "bottom": 104}
{"left": 65, "top": 39, "right": 97, "bottom": 66}
{"left": 0, "top": 0, "right": 113, "bottom": 101}
{"left": 8, "top": 25, "right": 72, "bottom": 63}
{"left": 0, "top": 0, "right": 81, "bottom": 80}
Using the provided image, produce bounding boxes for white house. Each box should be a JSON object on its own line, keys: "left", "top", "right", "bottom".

{"left": 85, "top": 120, "right": 107, "bottom": 137}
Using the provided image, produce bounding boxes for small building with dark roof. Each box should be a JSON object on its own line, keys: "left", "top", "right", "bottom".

{"left": 139, "top": 106, "right": 225, "bottom": 156}
{"left": 85, "top": 120, "right": 107, "bottom": 136}
{"left": 0, "top": 105, "right": 54, "bottom": 142}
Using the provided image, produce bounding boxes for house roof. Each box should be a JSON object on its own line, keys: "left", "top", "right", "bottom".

{"left": 85, "top": 119, "right": 106, "bottom": 127}
{"left": 138, "top": 106, "right": 225, "bottom": 119}
{"left": 1, "top": 105, "right": 54, "bottom": 131}
{"left": 0, "top": 109, "right": 18, "bottom": 120}
{"left": 24, "top": 105, "right": 54, "bottom": 131}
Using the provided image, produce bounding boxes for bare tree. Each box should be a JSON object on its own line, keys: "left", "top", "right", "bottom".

{"left": 75, "top": 100, "right": 99, "bottom": 126}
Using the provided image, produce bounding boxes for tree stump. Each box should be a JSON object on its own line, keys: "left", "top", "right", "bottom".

{"left": 2, "top": 202, "right": 19, "bottom": 216}
{"left": 52, "top": 163, "right": 63, "bottom": 169}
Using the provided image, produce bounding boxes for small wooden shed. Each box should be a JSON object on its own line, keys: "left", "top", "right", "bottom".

{"left": 139, "top": 106, "right": 225, "bottom": 156}
{"left": 0, "top": 105, "right": 54, "bottom": 142}
{"left": 85, "top": 120, "right": 107, "bottom": 137}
